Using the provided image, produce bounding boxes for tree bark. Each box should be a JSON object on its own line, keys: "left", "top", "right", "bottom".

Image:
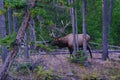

{"left": 68, "top": 0, "right": 78, "bottom": 53}
{"left": 102, "top": 0, "right": 109, "bottom": 60}
{"left": 0, "top": 0, "right": 36, "bottom": 79}
{"left": 74, "top": 5, "right": 79, "bottom": 51}
{"left": 0, "top": 11, "right": 31, "bottom": 80}
{"left": 13, "top": 9, "right": 18, "bottom": 32}
{"left": 0, "top": 0, "right": 8, "bottom": 63}
{"left": 82, "top": 0, "right": 87, "bottom": 58}
{"left": 8, "top": 7, "right": 13, "bottom": 34}
{"left": 29, "top": 18, "right": 36, "bottom": 49}
{"left": 24, "top": 32, "right": 30, "bottom": 58}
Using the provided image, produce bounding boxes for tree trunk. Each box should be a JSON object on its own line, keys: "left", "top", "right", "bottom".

{"left": 29, "top": 18, "right": 36, "bottom": 49}
{"left": 68, "top": 0, "right": 78, "bottom": 53}
{"left": 0, "top": 0, "right": 7, "bottom": 63}
{"left": 8, "top": 7, "right": 13, "bottom": 34}
{"left": 13, "top": 9, "right": 18, "bottom": 32}
{"left": 0, "top": 11, "right": 31, "bottom": 80}
{"left": 24, "top": 32, "right": 30, "bottom": 58}
{"left": 0, "top": 0, "right": 36, "bottom": 77}
{"left": 74, "top": 6, "right": 79, "bottom": 51}
{"left": 102, "top": 0, "right": 109, "bottom": 60}
{"left": 82, "top": 0, "right": 87, "bottom": 59}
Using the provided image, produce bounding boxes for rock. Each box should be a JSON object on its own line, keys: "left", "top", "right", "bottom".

{"left": 71, "top": 77, "right": 77, "bottom": 80}
{"left": 66, "top": 72, "right": 74, "bottom": 77}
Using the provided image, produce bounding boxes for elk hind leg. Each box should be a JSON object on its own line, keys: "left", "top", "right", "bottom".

{"left": 87, "top": 46, "right": 92, "bottom": 58}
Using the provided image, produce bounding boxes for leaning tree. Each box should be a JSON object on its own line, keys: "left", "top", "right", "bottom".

{"left": 0, "top": 0, "right": 36, "bottom": 79}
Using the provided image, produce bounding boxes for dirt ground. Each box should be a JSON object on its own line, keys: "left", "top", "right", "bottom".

{"left": 0, "top": 53, "right": 120, "bottom": 80}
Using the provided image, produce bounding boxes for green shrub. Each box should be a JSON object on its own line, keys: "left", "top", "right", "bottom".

{"left": 37, "top": 66, "right": 53, "bottom": 80}
{"left": 37, "top": 66, "right": 61, "bottom": 80}
{"left": 0, "top": 32, "right": 16, "bottom": 50}
{"left": 36, "top": 43, "right": 54, "bottom": 52}
{"left": 69, "top": 50, "right": 87, "bottom": 65}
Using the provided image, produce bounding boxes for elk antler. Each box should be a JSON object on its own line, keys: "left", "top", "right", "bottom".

{"left": 52, "top": 21, "right": 70, "bottom": 34}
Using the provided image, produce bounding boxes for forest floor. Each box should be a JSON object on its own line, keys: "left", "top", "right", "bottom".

{"left": 0, "top": 52, "right": 120, "bottom": 80}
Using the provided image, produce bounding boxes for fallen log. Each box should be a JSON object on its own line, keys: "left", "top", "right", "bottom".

{"left": 90, "top": 42, "right": 120, "bottom": 49}
{"left": 35, "top": 49, "right": 120, "bottom": 55}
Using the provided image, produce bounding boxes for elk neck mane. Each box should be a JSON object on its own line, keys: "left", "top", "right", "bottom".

{"left": 57, "top": 36, "right": 68, "bottom": 47}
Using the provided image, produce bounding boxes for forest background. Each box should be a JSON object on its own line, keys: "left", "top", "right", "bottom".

{"left": 0, "top": 0, "right": 120, "bottom": 80}
{"left": 0, "top": 0, "right": 120, "bottom": 46}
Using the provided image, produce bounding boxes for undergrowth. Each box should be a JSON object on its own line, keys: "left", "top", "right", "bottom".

{"left": 68, "top": 50, "right": 87, "bottom": 65}
{"left": 37, "top": 65, "right": 62, "bottom": 80}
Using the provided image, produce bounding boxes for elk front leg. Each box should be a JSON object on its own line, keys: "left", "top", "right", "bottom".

{"left": 68, "top": 47, "right": 74, "bottom": 58}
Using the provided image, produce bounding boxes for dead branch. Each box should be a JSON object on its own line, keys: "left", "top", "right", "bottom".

{"left": 90, "top": 42, "right": 120, "bottom": 49}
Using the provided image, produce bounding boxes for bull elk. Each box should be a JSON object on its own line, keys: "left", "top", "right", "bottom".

{"left": 52, "top": 33, "right": 92, "bottom": 58}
